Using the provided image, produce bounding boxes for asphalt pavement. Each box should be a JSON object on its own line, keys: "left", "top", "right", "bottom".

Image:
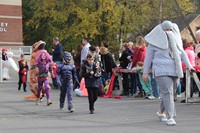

{"left": 0, "top": 58, "right": 200, "bottom": 133}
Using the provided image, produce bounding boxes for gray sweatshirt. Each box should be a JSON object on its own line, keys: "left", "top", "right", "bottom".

{"left": 143, "top": 44, "right": 192, "bottom": 78}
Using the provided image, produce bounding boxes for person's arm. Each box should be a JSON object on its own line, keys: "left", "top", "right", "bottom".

{"left": 82, "top": 65, "right": 93, "bottom": 78}
{"left": 143, "top": 45, "right": 155, "bottom": 74}
{"left": 72, "top": 65, "right": 79, "bottom": 84}
{"left": 181, "top": 49, "right": 193, "bottom": 69}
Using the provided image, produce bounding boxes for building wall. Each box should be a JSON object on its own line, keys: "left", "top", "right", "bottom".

{"left": 181, "top": 16, "right": 200, "bottom": 43}
{"left": 0, "top": 0, "right": 23, "bottom": 46}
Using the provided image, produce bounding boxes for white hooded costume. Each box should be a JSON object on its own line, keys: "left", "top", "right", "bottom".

{"left": 2, "top": 51, "right": 19, "bottom": 80}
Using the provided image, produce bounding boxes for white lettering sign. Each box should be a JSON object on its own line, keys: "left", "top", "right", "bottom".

{"left": 0, "top": 22, "right": 8, "bottom": 32}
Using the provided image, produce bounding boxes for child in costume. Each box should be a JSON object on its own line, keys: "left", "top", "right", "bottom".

{"left": 132, "top": 62, "right": 152, "bottom": 97}
{"left": 81, "top": 53, "right": 101, "bottom": 114}
{"left": 18, "top": 54, "right": 29, "bottom": 92}
{"left": 57, "top": 52, "right": 79, "bottom": 112}
{"left": 25, "top": 41, "right": 47, "bottom": 100}
{"left": 35, "top": 51, "right": 54, "bottom": 106}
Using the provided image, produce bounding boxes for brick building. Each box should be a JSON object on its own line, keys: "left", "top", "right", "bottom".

{"left": 0, "top": 0, "right": 23, "bottom": 46}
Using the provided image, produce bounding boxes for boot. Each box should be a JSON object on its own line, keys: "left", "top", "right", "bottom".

{"left": 47, "top": 99, "right": 52, "bottom": 106}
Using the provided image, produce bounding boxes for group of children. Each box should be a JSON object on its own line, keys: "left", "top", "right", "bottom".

{"left": 18, "top": 46, "right": 99, "bottom": 114}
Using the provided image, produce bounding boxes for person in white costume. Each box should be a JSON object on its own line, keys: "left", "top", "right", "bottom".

{"left": 2, "top": 48, "right": 19, "bottom": 80}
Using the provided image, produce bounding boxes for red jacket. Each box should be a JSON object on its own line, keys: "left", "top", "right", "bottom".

{"left": 132, "top": 44, "right": 146, "bottom": 67}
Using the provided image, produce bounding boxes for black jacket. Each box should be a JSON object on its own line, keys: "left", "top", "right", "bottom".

{"left": 81, "top": 61, "right": 100, "bottom": 88}
{"left": 119, "top": 50, "right": 130, "bottom": 69}
{"left": 53, "top": 43, "right": 63, "bottom": 62}
{"left": 101, "top": 53, "right": 116, "bottom": 75}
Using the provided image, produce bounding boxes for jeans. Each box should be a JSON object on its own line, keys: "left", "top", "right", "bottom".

{"left": 150, "top": 74, "right": 160, "bottom": 98}
{"left": 136, "top": 73, "right": 143, "bottom": 93}
{"left": 130, "top": 74, "right": 137, "bottom": 95}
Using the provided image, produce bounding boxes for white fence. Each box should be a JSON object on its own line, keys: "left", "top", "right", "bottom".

{"left": 0, "top": 46, "right": 32, "bottom": 56}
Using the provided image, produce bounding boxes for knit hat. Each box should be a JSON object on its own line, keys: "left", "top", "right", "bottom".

{"left": 161, "top": 21, "right": 173, "bottom": 30}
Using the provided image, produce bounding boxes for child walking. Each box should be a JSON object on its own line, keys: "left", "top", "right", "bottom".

{"left": 18, "top": 54, "right": 29, "bottom": 92}
{"left": 81, "top": 53, "right": 101, "bottom": 114}
{"left": 57, "top": 51, "right": 79, "bottom": 112}
{"left": 35, "top": 51, "right": 54, "bottom": 106}
{"left": 132, "top": 62, "right": 152, "bottom": 97}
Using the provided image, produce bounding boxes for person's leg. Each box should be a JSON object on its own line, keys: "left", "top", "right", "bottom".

{"left": 122, "top": 73, "right": 129, "bottom": 95}
{"left": 23, "top": 83, "right": 27, "bottom": 92}
{"left": 156, "top": 76, "right": 176, "bottom": 119}
{"left": 67, "top": 83, "right": 74, "bottom": 111}
{"left": 87, "top": 87, "right": 94, "bottom": 112}
{"left": 76, "top": 68, "right": 80, "bottom": 81}
{"left": 136, "top": 74, "right": 143, "bottom": 94}
{"left": 44, "top": 79, "right": 52, "bottom": 106}
{"left": 60, "top": 84, "right": 67, "bottom": 109}
{"left": 36, "top": 80, "right": 43, "bottom": 105}
{"left": 150, "top": 74, "right": 160, "bottom": 98}
{"left": 37, "top": 80, "right": 43, "bottom": 98}
{"left": 93, "top": 87, "right": 98, "bottom": 108}
{"left": 44, "top": 79, "right": 50, "bottom": 99}
{"left": 18, "top": 78, "right": 22, "bottom": 91}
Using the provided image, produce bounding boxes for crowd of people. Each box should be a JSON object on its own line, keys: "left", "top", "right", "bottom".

{"left": 2, "top": 20, "right": 200, "bottom": 126}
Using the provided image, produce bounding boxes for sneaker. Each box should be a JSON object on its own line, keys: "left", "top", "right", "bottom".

{"left": 69, "top": 108, "right": 75, "bottom": 113}
{"left": 166, "top": 118, "right": 176, "bottom": 126}
{"left": 156, "top": 112, "right": 167, "bottom": 122}
{"left": 177, "top": 94, "right": 181, "bottom": 98}
{"left": 148, "top": 96, "right": 156, "bottom": 100}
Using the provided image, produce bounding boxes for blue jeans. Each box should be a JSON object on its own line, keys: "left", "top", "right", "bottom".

{"left": 130, "top": 73, "right": 143, "bottom": 94}
{"left": 130, "top": 74, "right": 136, "bottom": 95}
{"left": 150, "top": 74, "right": 160, "bottom": 98}
{"left": 136, "top": 73, "right": 143, "bottom": 93}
